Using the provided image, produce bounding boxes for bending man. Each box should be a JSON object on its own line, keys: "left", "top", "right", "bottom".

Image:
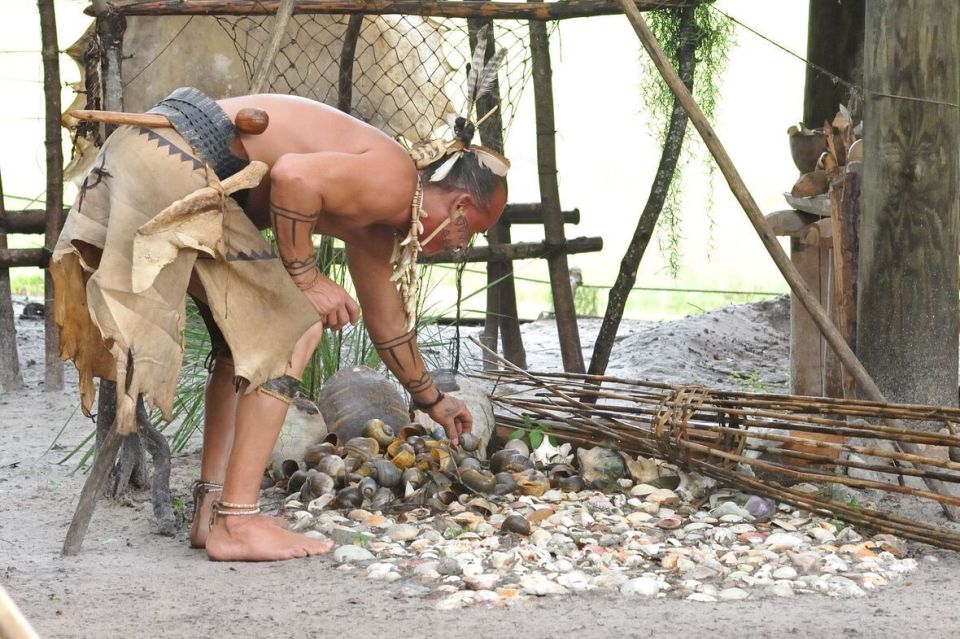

{"left": 52, "top": 88, "right": 508, "bottom": 561}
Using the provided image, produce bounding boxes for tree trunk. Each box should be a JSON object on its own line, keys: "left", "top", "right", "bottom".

{"left": 0, "top": 172, "right": 24, "bottom": 392}
{"left": 858, "top": 0, "right": 959, "bottom": 420}
{"left": 803, "top": 0, "right": 866, "bottom": 127}
{"left": 588, "top": 5, "right": 696, "bottom": 377}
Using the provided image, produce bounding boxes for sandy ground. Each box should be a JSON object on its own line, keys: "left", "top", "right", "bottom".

{"left": 2, "top": 296, "right": 959, "bottom": 639}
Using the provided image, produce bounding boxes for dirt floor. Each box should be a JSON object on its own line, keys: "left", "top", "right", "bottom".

{"left": 2, "top": 296, "right": 959, "bottom": 639}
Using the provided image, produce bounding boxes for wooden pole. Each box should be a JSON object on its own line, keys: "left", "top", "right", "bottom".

{"left": 467, "top": 14, "right": 527, "bottom": 370}
{"left": 830, "top": 166, "right": 861, "bottom": 399}
{"left": 589, "top": 3, "right": 695, "bottom": 378}
{"left": 101, "top": 0, "right": 696, "bottom": 20}
{"left": 39, "top": 0, "right": 63, "bottom": 392}
{"left": 528, "top": 6, "right": 584, "bottom": 374}
{"left": 616, "top": 0, "right": 959, "bottom": 518}
{"left": 0, "top": 249, "right": 48, "bottom": 269}
{"left": 61, "top": 0, "right": 130, "bottom": 557}
{"left": 422, "top": 236, "right": 602, "bottom": 264}
{"left": 858, "top": 1, "right": 959, "bottom": 416}
{"left": 0, "top": 584, "right": 40, "bottom": 639}
{"left": 337, "top": 14, "right": 364, "bottom": 113}
{"left": 0, "top": 173, "right": 24, "bottom": 392}
{"left": 803, "top": 0, "right": 866, "bottom": 127}
{"left": 62, "top": 425, "right": 124, "bottom": 555}
{"left": 248, "top": 0, "right": 297, "bottom": 93}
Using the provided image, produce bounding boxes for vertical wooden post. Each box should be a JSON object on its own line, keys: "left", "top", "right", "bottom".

{"left": 528, "top": 14, "right": 584, "bottom": 373}
{"left": 858, "top": 0, "right": 959, "bottom": 416}
{"left": 788, "top": 237, "right": 825, "bottom": 396}
{"left": 803, "top": 0, "right": 866, "bottom": 126}
{"left": 467, "top": 15, "right": 526, "bottom": 369}
{"left": 39, "top": 0, "right": 64, "bottom": 391}
{"left": 0, "top": 172, "right": 24, "bottom": 392}
{"left": 830, "top": 166, "right": 861, "bottom": 399}
{"left": 337, "top": 15, "right": 364, "bottom": 114}
{"left": 62, "top": 0, "right": 128, "bottom": 557}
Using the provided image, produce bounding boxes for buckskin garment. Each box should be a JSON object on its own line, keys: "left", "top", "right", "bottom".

{"left": 51, "top": 101, "right": 318, "bottom": 435}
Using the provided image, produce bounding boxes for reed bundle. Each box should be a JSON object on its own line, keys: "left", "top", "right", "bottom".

{"left": 473, "top": 362, "right": 960, "bottom": 551}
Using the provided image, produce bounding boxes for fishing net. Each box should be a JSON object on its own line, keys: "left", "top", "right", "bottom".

{"left": 215, "top": 13, "right": 535, "bottom": 145}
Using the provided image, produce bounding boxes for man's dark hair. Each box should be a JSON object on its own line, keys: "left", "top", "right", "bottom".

{"left": 420, "top": 152, "right": 506, "bottom": 208}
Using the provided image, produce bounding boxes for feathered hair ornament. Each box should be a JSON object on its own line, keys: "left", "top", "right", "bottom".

{"left": 393, "top": 26, "right": 511, "bottom": 331}
{"left": 408, "top": 25, "right": 511, "bottom": 181}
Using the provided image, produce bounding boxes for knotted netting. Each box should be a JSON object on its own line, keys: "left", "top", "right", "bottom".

{"left": 215, "top": 14, "right": 535, "bottom": 145}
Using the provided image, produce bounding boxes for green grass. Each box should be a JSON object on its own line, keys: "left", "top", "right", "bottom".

{"left": 10, "top": 271, "right": 43, "bottom": 298}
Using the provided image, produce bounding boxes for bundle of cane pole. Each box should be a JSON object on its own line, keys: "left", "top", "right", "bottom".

{"left": 471, "top": 355, "right": 960, "bottom": 551}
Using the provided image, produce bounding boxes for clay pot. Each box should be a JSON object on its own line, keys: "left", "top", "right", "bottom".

{"left": 789, "top": 127, "right": 828, "bottom": 173}
{"left": 319, "top": 366, "right": 409, "bottom": 441}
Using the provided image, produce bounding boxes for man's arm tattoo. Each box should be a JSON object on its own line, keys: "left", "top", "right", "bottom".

{"left": 373, "top": 331, "right": 417, "bottom": 372}
{"left": 403, "top": 372, "right": 433, "bottom": 395}
{"left": 270, "top": 202, "right": 317, "bottom": 276}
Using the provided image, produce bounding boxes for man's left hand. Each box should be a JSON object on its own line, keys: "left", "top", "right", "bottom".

{"left": 427, "top": 394, "right": 473, "bottom": 447}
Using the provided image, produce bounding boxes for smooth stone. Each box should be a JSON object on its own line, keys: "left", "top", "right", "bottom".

{"left": 334, "top": 545, "right": 375, "bottom": 563}
{"left": 686, "top": 593, "right": 717, "bottom": 602}
{"left": 719, "top": 587, "right": 750, "bottom": 601}
{"left": 437, "top": 557, "right": 463, "bottom": 576}
{"left": 621, "top": 577, "right": 660, "bottom": 597}
{"left": 464, "top": 573, "right": 500, "bottom": 591}
{"left": 520, "top": 574, "right": 570, "bottom": 596}
{"left": 557, "top": 570, "right": 593, "bottom": 591}
{"left": 768, "top": 582, "right": 794, "bottom": 597}
{"left": 772, "top": 566, "right": 798, "bottom": 580}
{"left": 828, "top": 576, "right": 865, "bottom": 598}
{"left": 765, "top": 533, "right": 804, "bottom": 551}
{"left": 385, "top": 524, "right": 420, "bottom": 542}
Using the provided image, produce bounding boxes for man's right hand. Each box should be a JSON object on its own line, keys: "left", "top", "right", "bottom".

{"left": 293, "top": 269, "right": 360, "bottom": 330}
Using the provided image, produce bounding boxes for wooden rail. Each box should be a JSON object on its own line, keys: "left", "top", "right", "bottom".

{"left": 97, "top": 0, "right": 696, "bottom": 20}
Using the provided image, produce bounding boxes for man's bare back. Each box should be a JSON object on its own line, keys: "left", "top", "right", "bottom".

{"left": 217, "top": 95, "right": 416, "bottom": 242}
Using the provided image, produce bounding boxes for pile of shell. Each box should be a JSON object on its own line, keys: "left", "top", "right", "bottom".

{"left": 281, "top": 482, "right": 924, "bottom": 608}
{"left": 269, "top": 417, "right": 601, "bottom": 512}
{"left": 267, "top": 423, "right": 925, "bottom": 607}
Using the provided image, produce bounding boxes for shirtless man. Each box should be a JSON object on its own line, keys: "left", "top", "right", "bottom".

{"left": 184, "top": 94, "right": 508, "bottom": 560}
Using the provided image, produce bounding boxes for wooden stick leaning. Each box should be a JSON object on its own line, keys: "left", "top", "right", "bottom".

{"left": 248, "top": 0, "right": 297, "bottom": 94}
{"left": 615, "top": 0, "right": 959, "bottom": 520}
{"left": 0, "top": 584, "right": 40, "bottom": 639}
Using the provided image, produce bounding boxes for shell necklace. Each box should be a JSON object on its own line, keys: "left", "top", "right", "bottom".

{"left": 390, "top": 176, "right": 427, "bottom": 331}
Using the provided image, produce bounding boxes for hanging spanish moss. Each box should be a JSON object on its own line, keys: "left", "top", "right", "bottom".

{"left": 641, "top": 5, "right": 734, "bottom": 276}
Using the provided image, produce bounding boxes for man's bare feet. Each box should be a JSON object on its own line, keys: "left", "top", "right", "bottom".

{"left": 205, "top": 514, "right": 333, "bottom": 561}
{"left": 190, "top": 489, "right": 289, "bottom": 549}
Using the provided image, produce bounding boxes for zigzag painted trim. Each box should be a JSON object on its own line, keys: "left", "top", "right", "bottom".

{"left": 225, "top": 248, "right": 277, "bottom": 262}
{"left": 136, "top": 127, "right": 204, "bottom": 172}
